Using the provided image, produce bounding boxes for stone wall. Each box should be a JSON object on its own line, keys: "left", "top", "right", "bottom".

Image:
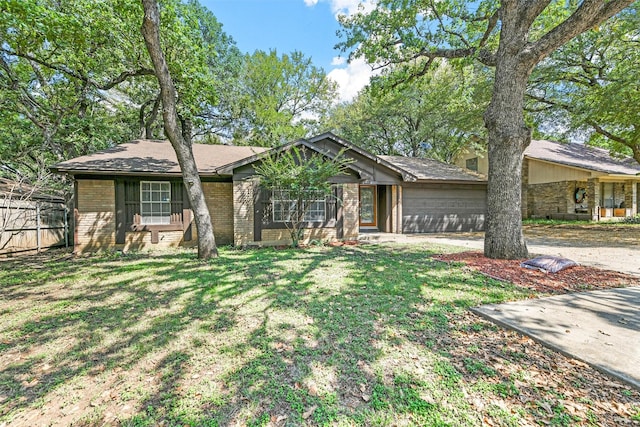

{"left": 526, "top": 181, "right": 577, "bottom": 218}
{"left": 521, "top": 159, "right": 530, "bottom": 218}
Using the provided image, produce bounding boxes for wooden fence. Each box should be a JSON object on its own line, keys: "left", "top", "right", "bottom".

{"left": 0, "top": 200, "right": 69, "bottom": 255}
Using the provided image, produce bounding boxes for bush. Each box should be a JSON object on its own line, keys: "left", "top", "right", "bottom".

{"left": 622, "top": 214, "right": 640, "bottom": 224}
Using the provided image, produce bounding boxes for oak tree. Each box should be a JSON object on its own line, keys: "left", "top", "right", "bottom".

{"left": 527, "top": 3, "right": 640, "bottom": 163}
{"left": 328, "top": 60, "right": 489, "bottom": 162}
{"left": 338, "top": 0, "right": 636, "bottom": 258}
{"left": 141, "top": 0, "right": 217, "bottom": 259}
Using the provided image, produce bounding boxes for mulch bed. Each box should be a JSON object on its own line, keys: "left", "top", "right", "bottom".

{"left": 434, "top": 251, "right": 640, "bottom": 294}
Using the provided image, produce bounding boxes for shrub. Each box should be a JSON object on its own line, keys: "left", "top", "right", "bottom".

{"left": 622, "top": 214, "right": 640, "bottom": 224}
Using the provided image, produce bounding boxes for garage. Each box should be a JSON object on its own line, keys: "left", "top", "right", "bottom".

{"left": 402, "top": 182, "right": 487, "bottom": 233}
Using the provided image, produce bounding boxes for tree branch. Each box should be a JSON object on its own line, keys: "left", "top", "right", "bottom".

{"left": 0, "top": 48, "right": 154, "bottom": 91}
{"left": 586, "top": 119, "right": 630, "bottom": 145}
{"left": 523, "top": 0, "right": 635, "bottom": 66}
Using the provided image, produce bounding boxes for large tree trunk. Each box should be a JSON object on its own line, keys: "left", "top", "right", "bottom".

{"left": 140, "top": 0, "right": 218, "bottom": 259}
{"left": 482, "top": 8, "right": 533, "bottom": 260}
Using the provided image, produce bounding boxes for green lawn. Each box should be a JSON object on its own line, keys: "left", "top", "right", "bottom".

{"left": 0, "top": 244, "right": 638, "bottom": 426}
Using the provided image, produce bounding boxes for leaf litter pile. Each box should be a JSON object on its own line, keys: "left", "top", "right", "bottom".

{"left": 434, "top": 251, "right": 640, "bottom": 293}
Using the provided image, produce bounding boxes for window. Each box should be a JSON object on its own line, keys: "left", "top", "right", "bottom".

{"left": 272, "top": 190, "right": 326, "bottom": 222}
{"left": 466, "top": 157, "right": 478, "bottom": 171}
{"left": 140, "top": 181, "right": 171, "bottom": 224}
{"left": 600, "top": 183, "right": 625, "bottom": 208}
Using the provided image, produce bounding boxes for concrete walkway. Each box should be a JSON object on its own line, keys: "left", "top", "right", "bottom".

{"left": 472, "top": 287, "right": 640, "bottom": 389}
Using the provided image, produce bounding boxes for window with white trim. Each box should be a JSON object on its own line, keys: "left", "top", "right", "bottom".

{"left": 140, "top": 181, "right": 171, "bottom": 224}
{"left": 272, "top": 190, "right": 326, "bottom": 222}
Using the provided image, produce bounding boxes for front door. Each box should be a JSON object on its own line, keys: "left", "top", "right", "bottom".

{"left": 359, "top": 185, "right": 377, "bottom": 227}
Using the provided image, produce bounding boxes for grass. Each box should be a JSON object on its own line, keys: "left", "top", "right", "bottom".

{"left": 0, "top": 243, "right": 638, "bottom": 426}
{"left": 523, "top": 218, "right": 640, "bottom": 226}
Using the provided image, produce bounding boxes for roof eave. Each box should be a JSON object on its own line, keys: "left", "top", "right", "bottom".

{"left": 51, "top": 168, "right": 231, "bottom": 178}
{"left": 414, "top": 179, "right": 487, "bottom": 184}
{"left": 310, "top": 133, "right": 419, "bottom": 181}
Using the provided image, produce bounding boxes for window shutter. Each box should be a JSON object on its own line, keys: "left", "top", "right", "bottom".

{"left": 124, "top": 181, "right": 140, "bottom": 227}
{"left": 326, "top": 186, "right": 338, "bottom": 222}
{"left": 115, "top": 180, "right": 126, "bottom": 244}
{"left": 253, "top": 187, "right": 272, "bottom": 242}
{"left": 336, "top": 185, "right": 344, "bottom": 239}
{"left": 261, "top": 188, "right": 273, "bottom": 226}
{"left": 170, "top": 181, "right": 183, "bottom": 224}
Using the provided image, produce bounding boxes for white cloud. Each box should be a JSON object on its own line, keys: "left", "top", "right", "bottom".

{"left": 304, "top": 0, "right": 376, "bottom": 16}
{"left": 302, "top": 1, "right": 378, "bottom": 102}
{"left": 327, "top": 57, "right": 377, "bottom": 102}
{"left": 328, "top": 0, "right": 376, "bottom": 17}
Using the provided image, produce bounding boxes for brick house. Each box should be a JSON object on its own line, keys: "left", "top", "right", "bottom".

{"left": 456, "top": 139, "right": 640, "bottom": 221}
{"left": 52, "top": 133, "right": 487, "bottom": 253}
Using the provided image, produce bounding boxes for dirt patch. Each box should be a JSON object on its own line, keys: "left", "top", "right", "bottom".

{"left": 434, "top": 251, "right": 640, "bottom": 294}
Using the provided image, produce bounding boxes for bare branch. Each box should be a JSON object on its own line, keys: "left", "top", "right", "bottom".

{"left": 478, "top": 8, "right": 501, "bottom": 48}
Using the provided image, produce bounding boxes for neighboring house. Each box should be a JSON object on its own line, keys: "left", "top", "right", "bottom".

{"left": 456, "top": 139, "right": 640, "bottom": 221}
{"left": 0, "top": 178, "right": 68, "bottom": 254}
{"left": 51, "top": 133, "right": 487, "bottom": 253}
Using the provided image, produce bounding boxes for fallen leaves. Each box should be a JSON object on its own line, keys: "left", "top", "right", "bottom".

{"left": 437, "top": 310, "right": 640, "bottom": 426}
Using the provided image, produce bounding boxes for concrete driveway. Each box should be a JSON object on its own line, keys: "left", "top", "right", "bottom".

{"left": 472, "top": 287, "right": 640, "bottom": 389}
{"left": 393, "top": 225, "right": 640, "bottom": 277}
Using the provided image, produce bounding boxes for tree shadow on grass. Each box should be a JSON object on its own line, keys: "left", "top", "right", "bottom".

{"left": 0, "top": 244, "right": 570, "bottom": 426}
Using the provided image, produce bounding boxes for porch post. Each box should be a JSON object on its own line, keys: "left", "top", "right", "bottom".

{"left": 629, "top": 180, "right": 638, "bottom": 216}
{"left": 397, "top": 185, "right": 403, "bottom": 234}
{"left": 587, "top": 178, "right": 600, "bottom": 221}
{"left": 390, "top": 185, "right": 403, "bottom": 234}
{"left": 390, "top": 185, "right": 397, "bottom": 233}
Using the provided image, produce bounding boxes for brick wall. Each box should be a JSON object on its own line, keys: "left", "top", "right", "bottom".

{"left": 342, "top": 183, "right": 359, "bottom": 239}
{"left": 203, "top": 182, "right": 234, "bottom": 245}
{"left": 233, "top": 178, "right": 257, "bottom": 246}
{"left": 76, "top": 179, "right": 225, "bottom": 253}
{"left": 232, "top": 181, "right": 359, "bottom": 246}
{"left": 123, "top": 230, "right": 189, "bottom": 251}
{"left": 75, "top": 179, "right": 116, "bottom": 253}
{"left": 261, "top": 228, "right": 338, "bottom": 246}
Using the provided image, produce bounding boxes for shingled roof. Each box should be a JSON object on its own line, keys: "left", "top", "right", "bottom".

{"left": 52, "top": 136, "right": 491, "bottom": 184}
{"left": 51, "top": 140, "right": 268, "bottom": 176}
{"left": 380, "top": 155, "right": 486, "bottom": 183}
{"left": 525, "top": 140, "right": 640, "bottom": 175}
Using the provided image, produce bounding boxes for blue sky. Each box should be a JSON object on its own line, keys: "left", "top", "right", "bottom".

{"left": 200, "top": 0, "right": 376, "bottom": 101}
